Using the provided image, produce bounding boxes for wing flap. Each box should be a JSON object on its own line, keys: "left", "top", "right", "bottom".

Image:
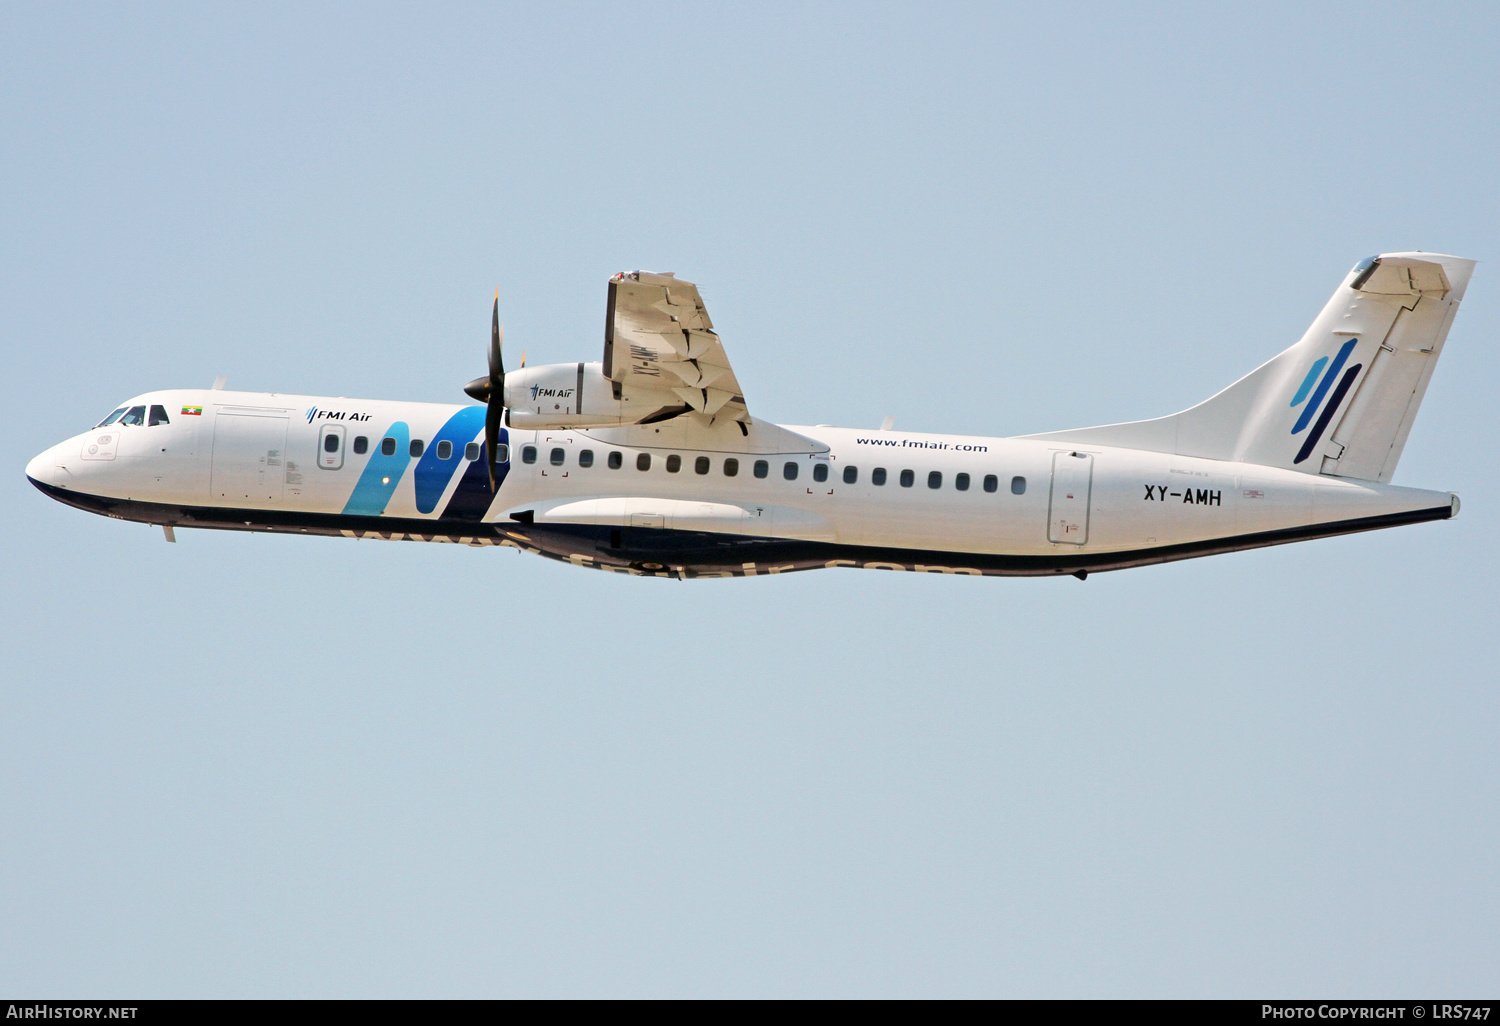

{"left": 605, "top": 271, "right": 750, "bottom": 424}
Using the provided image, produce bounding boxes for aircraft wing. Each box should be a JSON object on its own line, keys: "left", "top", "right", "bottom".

{"left": 603, "top": 271, "right": 750, "bottom": 425}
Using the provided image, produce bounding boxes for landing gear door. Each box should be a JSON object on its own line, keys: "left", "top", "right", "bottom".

{"left": 1048, "top": 451, "right": 1093, "bottom": 544}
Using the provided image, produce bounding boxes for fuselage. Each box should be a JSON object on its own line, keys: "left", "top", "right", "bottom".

{"left": 25, "top": 387, "right": 1457, "bottom": 579}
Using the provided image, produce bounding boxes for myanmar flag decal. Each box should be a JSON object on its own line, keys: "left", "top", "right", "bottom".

{"left": 181, "top": 406, "right": 203, "bottom": 416}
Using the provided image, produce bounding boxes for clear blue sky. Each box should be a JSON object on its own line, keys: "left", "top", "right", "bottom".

{"left": 3, "top": 1, "right": 1497, "bottom": 997}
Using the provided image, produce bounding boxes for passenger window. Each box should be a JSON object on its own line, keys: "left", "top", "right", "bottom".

{"left": 637, "top": 453, "right": 651, "bottom": 471}
{"left": 843, "top": 466, "right": 858, "bottom": 484}
{"left": 437, "top": 440, "right": 453, "bottom": 460}
{"left": 496, "top": 444, "right": 510, "bottom": 463}
{"left": 354, "top": 436, "right": 369, "bottom": 455}
{"left": 324, "top": 434, "right": 341, "bottom": 453}
{"left": 382, "top": 437, "right": 397, "bottom": 456}
{"left": 813, "top": 463, "right": 828, "bottom": 482}
{"left": 608, "top": 451, "right": 623, "bottom": 469}
{"left": 521, "top": 445, "right": 537, "bottom": 464}
{"left": 148, "top": 405, "right": 170, "bottom": 426}
{"left": 872, "top": 467, "right": 887, "bottom": 486}
{"left": 410, "top": 439, "right": 424, "bottom": 458}
{"left": 695, "top": 456, "right": 710, "bottom": 475}
{"left": 118, "top": 406, "right": 146, "bottom": 426}
{"left": 783, "top": 462, "right": 798, "bottom": 481}
{"left": 900, "top": 469, "right": 914, "bottom": 487}
{"left": 666, "top": 454, "right": 681, "bottom": 473}
{"left": 579, "top": 449, "right": 594, "bottom": 468}
{"left": 928, "top": 471, "right": 942, "bottom": 489}
{"left": 724, "top": 458, "right": 739, "bottom": 477}
{"left": 463, "top": 441, "right": 478, "bottom": 460}
{"left": 550, "top": 447, "right": 565, "bottom": 466}
{"left": 955, "top": 472, "right": 970, "bottom": 491}
{"left": 983, "top": 474, "right": 998, "bottom": 493}
{"left": 754, "top": 460, "right": 769, "bottom": 479}
{"left": 1011, "top": 475, "right": 1027, "bottom": 495}
{"left": 97, "top": 408, "right": 127, "bottom": 428}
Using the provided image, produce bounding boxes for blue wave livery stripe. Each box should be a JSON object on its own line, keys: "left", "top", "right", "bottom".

{"left": 1294, "top": 363, "right": 1362, "bottom": 464}
{"left": 342, "top": 421, "right": 411, "bottom": 515}
{"left": 441, "top": 429, "right": 509, "bottom": 521}
{"left": 413, "top": 406, "right": 488, "bottom": 513}
{"left": 1290, "top": 357, "right": 1328, "bottom": 407}
{"left": 1292, "top": 338, "right": 1358, "bottom": 434}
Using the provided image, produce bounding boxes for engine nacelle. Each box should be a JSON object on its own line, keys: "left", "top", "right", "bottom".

{"left": 504, "top": 362, "right": 681, "bottom": 429}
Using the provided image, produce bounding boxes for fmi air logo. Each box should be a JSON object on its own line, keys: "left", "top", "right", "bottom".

{"left": 306, "top": 407, "right": 373, "bottom": 424}
{"left": 530, "top": 385, "right": 574, "bottom": 400}
{"left": 1289, "top": 337, "right": 1362, "bottom": 464}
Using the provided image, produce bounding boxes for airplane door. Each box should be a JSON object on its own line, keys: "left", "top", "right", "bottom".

{"left": 211, "top": 413, "right": 289, "bottom": 503}
{"left": 1048, "top": 451, "right": 1092, "bottom": 544}
{"left": 318, "top": 424, "right": 346, "bottom": 470}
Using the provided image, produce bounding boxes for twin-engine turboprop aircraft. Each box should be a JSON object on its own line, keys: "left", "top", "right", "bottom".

{"left": 27, "top": 253, "right": 1472, "bottom": 579}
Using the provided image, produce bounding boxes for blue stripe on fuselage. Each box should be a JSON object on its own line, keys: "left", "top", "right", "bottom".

{"left": 342, "top": 422, "right": 411, "bottom": 515}
{"left": 413, "top": 406, "right": 488, "bottom": 513}
{"left": 441, "top": 428, "right": 509, "bottom": 521}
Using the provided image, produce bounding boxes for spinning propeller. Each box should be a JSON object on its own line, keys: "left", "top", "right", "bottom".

{"left": 463, "top": 291, "right": 506, "bottom": 491}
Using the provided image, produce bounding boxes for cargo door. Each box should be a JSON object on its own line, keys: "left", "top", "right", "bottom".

{"left": 1048, "top": 451, "right": 1093, "bottom": 544}
{"left": 211, "top": 413, "right": 289, "bottom": 503}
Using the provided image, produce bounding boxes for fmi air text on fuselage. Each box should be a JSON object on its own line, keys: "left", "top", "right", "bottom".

{"left": 306, "top": 407, "right": 372, "bottom": 423}
{"left": 26, "top": 255, "right": 1471, "bottom": 580}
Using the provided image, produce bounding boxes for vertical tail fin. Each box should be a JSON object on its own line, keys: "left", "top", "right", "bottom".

{"left": 1023, "top": 252, "right": 1475, "bottom": 481}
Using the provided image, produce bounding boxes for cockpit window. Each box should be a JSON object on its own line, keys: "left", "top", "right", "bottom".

{"left": 117, "top": 406, "right": 147, "bottom": 426}
{"left": 97, "top": 408, "right": 127, "bottom": 428}
{"left": 148, "top": 405, "right": 170, "bottom": 426}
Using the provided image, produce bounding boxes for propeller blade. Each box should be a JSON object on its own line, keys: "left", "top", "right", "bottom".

{"left": 485, "top": 398, "right": 503, "bottom": 493}
{"left": 486, "top": 291, "right": 505, "bottom": 492}
{"left": 490, "top": 291, "right": 504, "bottom": 384}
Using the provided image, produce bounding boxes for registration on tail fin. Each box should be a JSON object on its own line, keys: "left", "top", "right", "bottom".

{"left": 1024, "top": 252, "right": 1475, "bottom": 482}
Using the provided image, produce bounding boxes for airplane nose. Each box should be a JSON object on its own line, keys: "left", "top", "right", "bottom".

{"left": 25, "top": 445, "right": 61, "bottom": 487}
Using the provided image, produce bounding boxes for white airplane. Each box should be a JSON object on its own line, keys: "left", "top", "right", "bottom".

{"left": 26, "top": 253, "right": 1472, "bottom": 580}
